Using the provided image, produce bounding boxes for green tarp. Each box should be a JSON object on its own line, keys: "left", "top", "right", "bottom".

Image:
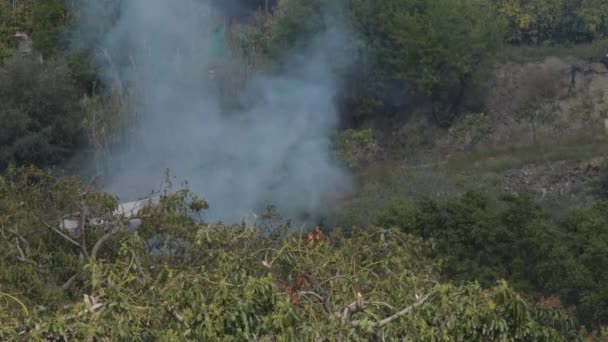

{"left": 209, "top": 26, "right": 225, "bottom": 58}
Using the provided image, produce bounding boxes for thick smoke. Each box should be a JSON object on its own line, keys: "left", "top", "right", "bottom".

{"left": 74, "top": 0, "right": 352, "bottom": 221}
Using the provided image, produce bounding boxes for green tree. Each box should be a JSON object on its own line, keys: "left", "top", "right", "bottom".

{"left": 363, "top": 0, "right": 505, "bottom": 125}
{"left": 376, "top": 191, "right": 557, "bottom": 291}
{"left": 0, "top": 0, "right": 33, "bottom": 59}
{"left": 578, "top": 0, "right": 608, "bottom": 40}
{"left": 0, "top": 167, "right": 583, "bottom": 340}
{"left": 376, "top": 190, "right": 608, "bottom": 330}
{"left": 448, "top": 112, "right": 495, "bottom": 150}
{"left": 0, "top": 55, "right": 83, "bottom": 168}
{"left": 334, "top": 128, "right": 377, "bottom": 169}
{"left": 31, "top": 0, "right": 70, "bottom": 58}
{"left": 544, "top": 202, "right": 608, "bottom": 328}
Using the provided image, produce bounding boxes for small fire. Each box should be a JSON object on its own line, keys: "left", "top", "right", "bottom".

{"left": 307, "top": 226, "right": 324, "bottom": 248}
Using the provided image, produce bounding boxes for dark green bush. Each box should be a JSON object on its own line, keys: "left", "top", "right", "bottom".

{"left": 0, "top": 55, "right": 83, "bottom": 168}
{"left": 377, "top": 192, "right": 555, "bottom": 289}
{"left": 0, "top": 167, "right": 584, "bottom": 340}
{"left": 376, "top": 191, "right": 608, "bottom": 329}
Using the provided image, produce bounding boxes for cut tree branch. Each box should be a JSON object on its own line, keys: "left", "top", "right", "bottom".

{"left": 90, "top": 225, "right": 122, "bottom": 261}
{"left": 349, "top": 293, "right": 432, "bottom": 327}
{"left": 15, "top": 237, "right": 26, "bottom": 259}
{"left": 166, "top": 306, "right": 190, "bottom": 328}
{"left": 340, "top": 296, "right": 367, "bottom": 325}
{"left": 7, "top": 229, "right": 30, "bottom": 256}
{"left": 78, "top": 199, "right": 90, "bottom": 258}
{"left": 5, "top": 229, "right": 37, "bottom": 266}
{"left": 62, "top": 272, "right": 80, "bottom": 290}
{"left": 40, "top": 219, "right": 81, "bottom": 248}
{"left": 14, "top": 237, "right": 37, "bottom": 266}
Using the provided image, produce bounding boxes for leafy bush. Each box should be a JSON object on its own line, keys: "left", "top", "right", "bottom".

{"left": 449, "top": 113, "right": 495, "bottom": 150}
{"left": 376, "top": 191, "right": 608, "bottom": 330}
{"left": 0, "top": 167, "right": 583, "bottom": 340}
{"left": 0, "top": 55, "right": 83, "bottom": 168}
{"left": 334, "top": 128, "right": 377, "bottom": 169}
{"left": 376, "top": 192, "right": 556, "bottom": 289}
{"left": 496, "top": 0, "right": 608, "bottom": 44}
{"left": 31, "top": 0, "right": 69, "bottom": 58}
{"left": 0, "top": 1, "right": 33, "bottom": 59}
{"left": 547, "top": 202, "right": 608, "bottom": 328}
{"left": 362, "top": 0, "right": 505, "bottom": 125}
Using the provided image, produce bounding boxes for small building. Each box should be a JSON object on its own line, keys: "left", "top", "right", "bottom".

{"left": 14, "top": 32, "right": 32, "bottom": 55}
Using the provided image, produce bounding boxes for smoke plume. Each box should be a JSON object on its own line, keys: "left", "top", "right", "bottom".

{"left": 73, "top": 0, "right": 352, "bottom": 221}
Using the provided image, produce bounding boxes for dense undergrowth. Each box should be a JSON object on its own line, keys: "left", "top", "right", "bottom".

{"left": 0, "top": 167, "right": 592, "bottom": 340}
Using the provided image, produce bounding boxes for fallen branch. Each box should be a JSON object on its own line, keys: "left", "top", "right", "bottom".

{"left": 166, "top": 306, "right": 190, "bottom": 328}
{"left": 62, "top": 272, "right": 80, "bottom": 290}
{"left": 14, "top": 237, "right": 36, "bottom": 266}
{"left": 318, "top": 275, "right": 357, "bottom": 288}
{"left": 341, "top": 299, "right": 365, "bottom": 325}
{"left": 7, "top": 229, "right": 30, "bottom": 256}
{"left": 90, "top": 225, "right": 122, "bottom": 261}
{"left": 299, "top": 291, "right": 325, "bottom": 303}
{"left": 90, "top": 222, "right": 126, "bottom": 260}
{"left": 5, "top": 229, "right": 37, "bottom": 266}
{"left": 41, "top": 219, "right": 81, "bottom": 248}
{"left": 349, "top": 293, "right": 432, "bottom": 327}
{"left": 78, "top": 199, "right": 90, "bottom": 258}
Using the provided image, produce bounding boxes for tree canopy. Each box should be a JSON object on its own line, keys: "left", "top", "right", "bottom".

{"left": 0, "top": 167, "right": 584, "bottom": 340}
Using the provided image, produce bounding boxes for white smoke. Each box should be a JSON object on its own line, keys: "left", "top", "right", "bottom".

{"left": 73, "top": 0, "right": 352, "bottom": 221}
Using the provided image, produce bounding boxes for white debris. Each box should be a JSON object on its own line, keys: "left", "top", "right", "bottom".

{"left": 115, "top": 198, "right": 154, "bottom": 218}
{"left": 60, "top": 197, "right": 159, "bottom": 231}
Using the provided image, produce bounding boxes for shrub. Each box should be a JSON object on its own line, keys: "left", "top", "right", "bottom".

{"left": 0, "top": 55, "right": 83, "bottom": 168}
{"left": 0, "top": 167, "right": 583, "bottom": 340}
{"left": 449, "top": 112, "right": 495, "bottom": 150}
{"left": 334, "top": 128, "right": 377, "bottom": 169}
{"left": 376, "top": 190, "right": 608, "bottom": 329}
{"left": 376, "top": 191, "right": 557, "bottom": 290}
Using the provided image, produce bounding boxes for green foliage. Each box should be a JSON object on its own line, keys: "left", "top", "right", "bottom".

{"left": 568, "top": 97, "right": 596, "bottom": 127}
{"left": 334, "top": 129, "right": 377, "bottom": 169}
{"left": 577, "top": 0, "right": 608, "bottom": 41}
{"left": 0, "top": 1, "right": 33, "bottom": 59}
{"left": 593, "top": 162, "right": 608, "bottom": 200}
{"left": 0, "top": 0, "right": 70, "bottom": 59}
{"left": 515, "top": 102, "right": 558, "bottom": 144}
{"left": 376, "top": 190, "right": 608, "bottom": 330}
{"left": 0, "top": 166, "right": 111, "bottom": 314}
{"left": 2, "top": 1, "right": 608, "bottom": 339}
{"left": 495, "top": 0, "right": 608, "bottom": 44}
{"left": 253, "top": 0, "right": 505, "bottom": 124}
{"left": 377, "top": 192, "right": 555, "bottom": 290}
{"left": 263, "top": 0, "right": 326, "bottom": 58}
{"left": 0, "top": 55, "right": 83, "bottom": 168}
{"left": 449, "top": 113, "right": 495, "bottom": 150}
{"left": 366, "top": 0, "right": 505, "bottom": 124}
{"left": 546, "top": 202, "right": 608, "bottom": 327}
{"left": 31, "top": 0, "right": 69, "bottom": 58}
{"left": 0, "top": 167, "right": 583, "bottom": 340}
